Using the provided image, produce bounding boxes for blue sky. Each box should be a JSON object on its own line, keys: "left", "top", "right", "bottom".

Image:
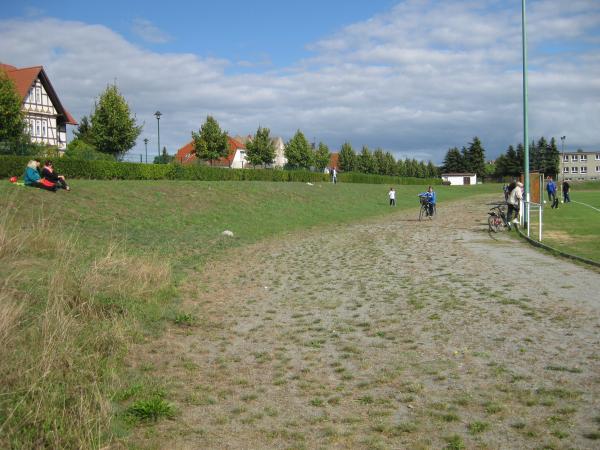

{"left": 1, "top": 0, "right": 599, "bottom": 163}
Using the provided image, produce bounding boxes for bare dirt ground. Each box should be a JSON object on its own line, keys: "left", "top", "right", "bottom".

{"left": 129, "top": 195, "right": 600, "bottom": 449}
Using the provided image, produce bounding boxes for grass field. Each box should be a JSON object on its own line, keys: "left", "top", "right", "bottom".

{"left": 530, "top": 188, "right": 600, "bottom": 262}
{"left": 0, "top": 180, "right": 500, "bottom": 448}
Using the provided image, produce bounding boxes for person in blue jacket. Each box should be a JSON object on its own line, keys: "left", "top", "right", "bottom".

{"left": 418, "top": 186, "right": 436, "bottom": 217}
{"left": 546, "top": 176, "right": 558, "bottom": 209}
{"left": 23, "top": 160, "right": 56, "bottom": 191}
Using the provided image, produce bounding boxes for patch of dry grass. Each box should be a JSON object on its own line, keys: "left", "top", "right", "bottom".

{"left": 0, "top": 205, "right": 172, "bottom": 449}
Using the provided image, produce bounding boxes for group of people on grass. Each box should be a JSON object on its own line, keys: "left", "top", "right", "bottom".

{"left": 23, "top": 159, "right": 70, "bottom": 192}
{"left": 546, "top": 176, "right": 571, "bottom": 206}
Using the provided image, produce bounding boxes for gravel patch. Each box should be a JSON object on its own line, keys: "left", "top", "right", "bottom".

{"left": 129, "top": 195, "right": 600, "bottom": 449}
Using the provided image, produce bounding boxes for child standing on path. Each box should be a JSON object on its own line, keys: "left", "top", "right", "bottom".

{"left": 388, "top": 188, "right": 396, "bottom": 206}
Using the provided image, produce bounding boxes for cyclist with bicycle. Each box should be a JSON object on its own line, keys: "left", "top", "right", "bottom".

{"left": 418, "top": 186, "right": 436, "bottom": 217}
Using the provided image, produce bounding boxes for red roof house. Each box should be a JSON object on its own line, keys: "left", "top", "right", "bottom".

{"left": 0, "top": 63, "right": 77, "bottom": 149}
{"left": 175, "top": 136, "right": 247, "bottom": 167}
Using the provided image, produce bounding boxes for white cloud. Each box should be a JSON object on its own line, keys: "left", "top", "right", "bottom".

{"left": 0, "top": 0, "right": 598, "bottom": 163}
{"left": 131, "top": 18, "right": 171, "bottom": 44}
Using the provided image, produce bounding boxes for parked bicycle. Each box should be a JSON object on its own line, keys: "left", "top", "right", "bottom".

{"left": 488, "top": 203, "right": 509, "bottom": 232}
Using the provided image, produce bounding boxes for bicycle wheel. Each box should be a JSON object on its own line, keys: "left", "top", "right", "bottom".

{"left": 419, "top": 204, "right": 426, "bottom": 221}
{"left": 488, "top": 214, "right": 501, "bottom": 232}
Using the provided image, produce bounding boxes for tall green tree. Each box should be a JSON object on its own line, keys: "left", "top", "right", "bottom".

{"left": 89, "top": 84, "right": 142, "bottom": 159}
{"left": 245, "top": 126, "right": 276, "bottom": 167}
{"left": 192, "top": 116, "right": 229, "bottom": 165}
{"left": 284, "top": 130, "right": 313, "bottom": 169}
{"left": 426, "top": 161, "right": 438, "bottom": 178}
{"left": 356, "top": 146, "right": 376, "bottom": 174}
{"left": 396, "top": 158, "right": 406, "bottom": 176}
{"left": 466, "top": 136, "right": 486, "bottom": 178}
{"left": 383, "top": 152, "right": 397, "bottom": 176}
{"left": 373, "top": 148, "right": 386, "bottom": 175}
{"left": 0, "top": 71, "right": 28, "bottom": 150}
{"left": 338, "top": 142, "right": 356, "bottom": 172}
{"left": 73, "top": 115, "right": 93, "bottom": 144}
{"left": 544, "top": 137, "right": 560, "bottom": 177}
{"left": 313, "top": 142, "right": 331, "bottom": 171}
{"left": 442, "top": 147, "right": 463, "bottom": 173}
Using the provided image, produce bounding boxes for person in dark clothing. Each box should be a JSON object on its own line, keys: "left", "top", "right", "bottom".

{"left": 42, "top": 160, "right": 70, "bottom": 190}
{"left": 562, "top": 181, "right": 570, "bottom": 203}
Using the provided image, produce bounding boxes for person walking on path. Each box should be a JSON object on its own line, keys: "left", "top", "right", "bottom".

{"left": 331, "top": 167, "right": 337, "bottom": 184}
{"left": 546, "top": 176, "right": 558, "bottom": 209}
{"left": 388, "top": 187, "right": 396, "bottom": 206}
{"left": 562, "top": 180, "right": 571, "bottom": 203}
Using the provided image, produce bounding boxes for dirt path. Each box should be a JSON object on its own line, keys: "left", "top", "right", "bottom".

{"left": 131, "top": 195, "right": 600, "bottom": 449}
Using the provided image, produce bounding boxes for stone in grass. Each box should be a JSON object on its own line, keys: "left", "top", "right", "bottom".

{"left": 222, "top": 230, "right": 234, "bottom": 237}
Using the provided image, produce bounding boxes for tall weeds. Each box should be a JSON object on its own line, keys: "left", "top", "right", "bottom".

{"left": 0, "top": 201, "right": 172, "bottom": 449}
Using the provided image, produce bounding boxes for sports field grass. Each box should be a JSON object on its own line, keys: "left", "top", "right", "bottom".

{"left": 0, "top": 180, "right": 501, "bottom": 448}
{"left": 530, "top": 189, "right": 600, "bottom": 262}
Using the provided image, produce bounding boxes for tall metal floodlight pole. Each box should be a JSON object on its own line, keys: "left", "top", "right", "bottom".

{"left": 154, "top": 111, "right": 162, "bottom": 160}
{"left": 144, "top": 138, "right": 149, "bottom": 164}
{"left": 521, "top": 0, "right": 530, "bottom": 227}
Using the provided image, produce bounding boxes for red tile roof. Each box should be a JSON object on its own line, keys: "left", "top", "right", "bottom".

{"left": 0, "top": 63, "right": 77, "bottom": 125}
{"left": 175, "top": 136, "right": 246, "bottom": 166}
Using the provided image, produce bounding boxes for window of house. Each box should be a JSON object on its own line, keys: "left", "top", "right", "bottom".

{"left": 563, "top": 167, "right": 569, "bottom": 173}
{"left": 581, "top": 166, "right": 587, "bottom": 174}
{"left": 563, "top": 155, "right": 569, "bottom": 162}
{"left": 36, "top": 120, "right": 41, "bottom": 137}
{"left": 36, "top": 87, "right": 41, "bottom": 104}
{"left": 596, "top": 166, "right": 600, "bottom": 173}
{"left": 41, "top": 120, "right": 47, "bottom": 138}
{"left": 571, "top": 167, "right": 578, "bottom": 173}
{"left": 571, "top": 155, "right": 578, "bottom": 162}
{"left": 29, "top": 119, "right": 35, "bottom": 136}
{"left": 581, "top": 155, "right": 587, "bottom": 162}
{"left": 596, "top": 154, "right": 600, "bottom": 160}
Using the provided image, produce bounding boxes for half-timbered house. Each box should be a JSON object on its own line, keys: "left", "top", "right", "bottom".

{"left": 1, "top": 63, "right": 77, "bottom": 150}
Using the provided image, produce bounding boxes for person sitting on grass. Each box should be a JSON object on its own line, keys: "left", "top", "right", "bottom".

{"left": 42, "top": 160, "right": 70, "bottom": 191}
{"left": 418, "top": 185, "right": 436, "bottom": 217}
{"left": 23, "top": 160, "right": 56, "bottom": 192}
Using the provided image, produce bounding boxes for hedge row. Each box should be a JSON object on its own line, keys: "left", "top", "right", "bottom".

{"left": 337, "top": 171, "right": 441, "bottom": 186}
{"left": 0, "top": 156, "right": 439, "bottom": 185}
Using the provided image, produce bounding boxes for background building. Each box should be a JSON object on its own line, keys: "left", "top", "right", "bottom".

{"left": 559, "top": 151, "right": 600, "bottom": 181}
{"left": 0, "top": 63, "right": 77, "bottom": 150}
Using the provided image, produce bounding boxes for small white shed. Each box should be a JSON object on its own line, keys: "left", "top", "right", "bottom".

{"left": 441, "top": 173, "right": 477, "bottom": 186}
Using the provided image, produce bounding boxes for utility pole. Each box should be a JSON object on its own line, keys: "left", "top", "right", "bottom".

{"left": 521, "top": 0, "right": 530, "bottom": 228}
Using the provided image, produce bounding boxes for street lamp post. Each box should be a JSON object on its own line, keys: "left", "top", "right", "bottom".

{"left": 143, "top": 138, "right": 149, "bottom": 164}
{"left": 154, "top": 111, "right": 162, "bottom": 161}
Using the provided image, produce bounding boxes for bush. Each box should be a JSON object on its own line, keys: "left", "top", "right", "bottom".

{"left": 0, "top": 156, "right": 438, "bottom": 185}
{"left": 338, "top": 171, "right": 441, "bottom": 186}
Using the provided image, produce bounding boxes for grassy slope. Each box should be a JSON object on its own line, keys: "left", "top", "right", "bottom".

{"left": 2, "top": 180, "right": 500, "bottom": 270}
{"left": 2, "top": 180, "right": 503, "bottom": 448}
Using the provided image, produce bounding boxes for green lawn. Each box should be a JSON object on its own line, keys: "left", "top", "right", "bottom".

{"left": 1, "top": 180, "right": 500, "bottom": 271}
{"left": 531, "top": 190, "right": 600, "bottom": 262}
